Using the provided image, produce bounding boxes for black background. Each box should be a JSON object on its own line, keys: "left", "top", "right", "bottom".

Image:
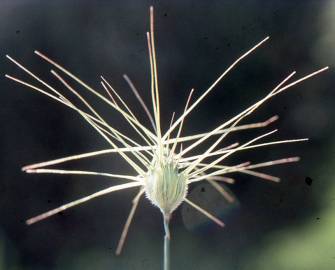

{"left": 1, "top": 1, "right": 334, "bottom": 269}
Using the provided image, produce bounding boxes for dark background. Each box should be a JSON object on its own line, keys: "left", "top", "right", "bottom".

{"left": 1, "top": 1, "right": 334, "bottom": 269}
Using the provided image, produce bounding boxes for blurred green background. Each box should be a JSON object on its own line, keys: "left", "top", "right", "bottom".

{"left": 0, "top": 0, "right": 334, "bottom": 269}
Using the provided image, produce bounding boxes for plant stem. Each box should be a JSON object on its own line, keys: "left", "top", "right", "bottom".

{"left": 163, "top": 214, "right": 170, "bottom": 270}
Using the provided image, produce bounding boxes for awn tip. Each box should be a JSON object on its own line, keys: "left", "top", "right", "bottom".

{"left": 24, "top": 169, "right": 36, "bottom": 173}
{"left": 266, "top": 115, "right": 279, "bottom": 124}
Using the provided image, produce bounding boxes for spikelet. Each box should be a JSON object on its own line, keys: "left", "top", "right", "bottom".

{"left": 5, "top": 6, "right": 328, "bottom": 270}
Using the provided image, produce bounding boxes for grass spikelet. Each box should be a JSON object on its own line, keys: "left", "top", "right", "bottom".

{"left": 5, "top": 6, "right": 328, "bottom": 270}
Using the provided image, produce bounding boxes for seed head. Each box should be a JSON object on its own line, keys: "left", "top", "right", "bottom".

{"left": 5, "top": 6, "right": 328, "bottom": 259}
{"left": 145, "top": 158, "right": 188, "bottom": 217}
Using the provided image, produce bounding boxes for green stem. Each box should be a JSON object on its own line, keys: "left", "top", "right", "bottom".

{"left": 163, "top": 214, "right": 170, "bottom": 270}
